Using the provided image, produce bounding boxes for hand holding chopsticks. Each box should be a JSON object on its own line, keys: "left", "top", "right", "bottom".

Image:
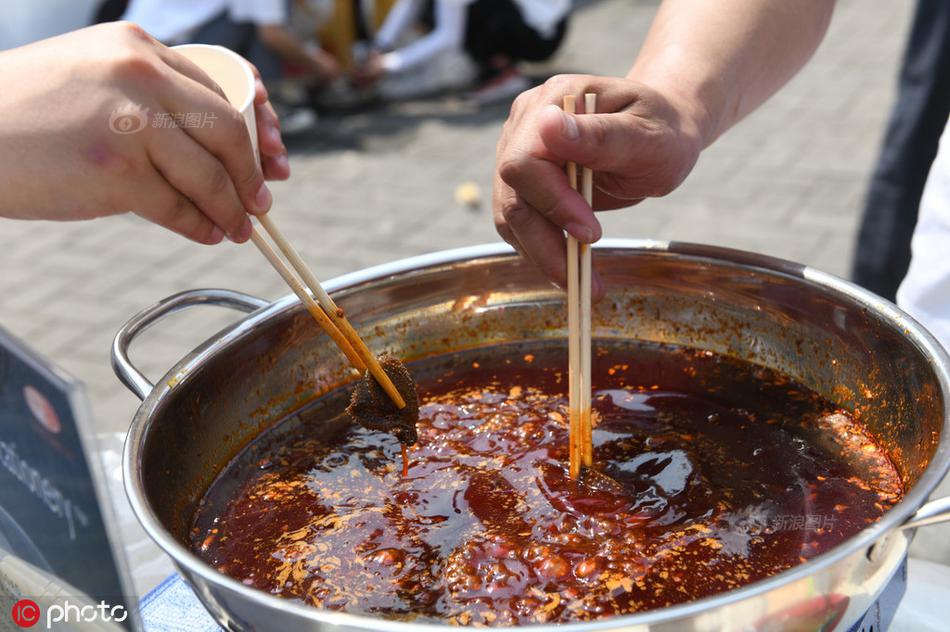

{"left": 249, "top": 216, "right": 406, "bottom": 410}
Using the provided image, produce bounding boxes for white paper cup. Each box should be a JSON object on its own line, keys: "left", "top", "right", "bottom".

{"left": 171, "top": 44, "right": 259, "bottom": 160}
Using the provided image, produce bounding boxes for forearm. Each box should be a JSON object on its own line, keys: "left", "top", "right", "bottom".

{"left": 629, "top": 0, "right": 835, "bottom": 147}
{"left": 381, "top": 0, "right": 465, "bottom": 73}
{"left": 375, "top": 0, "right": 424, "bottom": 51}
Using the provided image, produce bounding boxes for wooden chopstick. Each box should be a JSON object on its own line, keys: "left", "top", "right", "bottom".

{"left": 249, "top": 228, "right": 362, "bottom": 367}
{"left": 563, "top": 95, "right": 582, "bottom": 480}
{"left": 580, "top": 93, "right": 597, "bottom": 468}
{"left": 250, "top": 218, "right": 407, "bottom": 409}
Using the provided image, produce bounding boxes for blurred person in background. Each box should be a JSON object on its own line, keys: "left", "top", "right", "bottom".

{"left": 122, "top": 0, "right": 343, "bottom": 133}
{"left": 353, "top": 0, "right": 571, "bottom": 104}
{"left": 850, "top": 0, "right": 950, "bottom": 301}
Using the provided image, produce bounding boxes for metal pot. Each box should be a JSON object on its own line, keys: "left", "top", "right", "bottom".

{"left": 112, "top": 241, "right": 950, "bottom": 631}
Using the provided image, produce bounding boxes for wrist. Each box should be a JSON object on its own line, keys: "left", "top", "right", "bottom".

{"left": 627, "top": 47, "right": 733, "bottom": 149}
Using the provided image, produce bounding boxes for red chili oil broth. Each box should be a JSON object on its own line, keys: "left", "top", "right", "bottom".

{"left": 190, "top": 341, "right": 902, "bottom": 626}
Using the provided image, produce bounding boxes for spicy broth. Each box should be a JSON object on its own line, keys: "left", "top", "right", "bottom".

{"left": 190, "top": 341, "right": 901, "bottom": 625}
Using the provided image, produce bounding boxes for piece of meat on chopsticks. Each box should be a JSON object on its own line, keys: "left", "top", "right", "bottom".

{"left": 347, "top": 355, "right": 419, "bottom": 446}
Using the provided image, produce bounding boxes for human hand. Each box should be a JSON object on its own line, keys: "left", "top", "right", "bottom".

{"left": 493, "top": 75, "right": 706, "bottom": 297}
{"left": 0, "top": 22, "right": 289, "bottom": 244}
{"left": 351, "top": 52, "right": 384, "bottom": 88}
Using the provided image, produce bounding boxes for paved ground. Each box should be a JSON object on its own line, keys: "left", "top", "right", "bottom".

{"left": 4, "top": 0, "right": 944, "bottom": 594}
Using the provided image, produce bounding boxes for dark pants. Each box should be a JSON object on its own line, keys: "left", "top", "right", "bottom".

{"left": 851, "top": 0, "right": 950, "bottom": 301}
{"left": 464, "top": 0, "right": 568, "bottom": 80}
{"left": 189, "top": 11, "right": 283, "bottom": 83}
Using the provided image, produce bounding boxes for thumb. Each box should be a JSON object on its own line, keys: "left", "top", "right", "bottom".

{"left": 537, "top": 104, "right": 640, "bottom": 171}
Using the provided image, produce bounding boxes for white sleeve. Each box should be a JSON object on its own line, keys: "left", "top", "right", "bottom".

{"left": 228, "top": 0, "right": 287, "bottom": 26}
{"left": 380, "top": 0, "right": 466, "bottom": 74}
{"left": 374, "top": 0, "right": 426, "bottom": 51}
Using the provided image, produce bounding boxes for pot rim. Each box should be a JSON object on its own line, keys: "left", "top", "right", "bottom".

{"left": 122, "top": 240, "right": 950, "bottom": 630}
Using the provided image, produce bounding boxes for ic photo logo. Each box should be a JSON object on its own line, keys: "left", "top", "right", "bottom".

{"left": 10, "top": 598, "right": 127, "bottom": 629}
{"left": 11, "top": 599, "right": 39, "bottom": 628}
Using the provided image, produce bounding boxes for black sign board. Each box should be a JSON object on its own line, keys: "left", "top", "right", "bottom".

{"left": 0, "top": 325, "right": 138, "bottom": 629}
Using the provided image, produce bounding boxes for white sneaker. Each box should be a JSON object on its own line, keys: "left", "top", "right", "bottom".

{"left": 378, "top": 51, "right": 478, "bottom": 101}
{"left": 272, "top": 102, "right": 317, "bottom": 135}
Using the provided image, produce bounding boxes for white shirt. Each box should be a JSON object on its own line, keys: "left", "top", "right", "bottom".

{"left": 122, "top": 0, "right": 286, "bottom": 44}
{"left": 375, "top": 0, "right": 570, "bottom": 74}
{"left": 514, "top": 0, "right": 572, "bottom": 38}
{"left": 897, "top": 117, "right": 950, "bottom": 350}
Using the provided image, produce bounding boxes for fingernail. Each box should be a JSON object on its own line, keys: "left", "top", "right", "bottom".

{"left": 209, "top": 226, "right": 224, "bottom": 244}
{"left": 565, "top": 222, "right": 594, "bottom": 243}
{"left": 254, "top": 182, "right": 272, "bottom": 213}
{"left": 268, "top": 125, "right": 281, "bottom": 145}
{"left": 560, "top": 110, "right": 579, "bottom": 140}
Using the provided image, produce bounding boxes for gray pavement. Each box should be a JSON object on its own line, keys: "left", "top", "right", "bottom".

{"left": 3, "top": 0, "right": 944, "bottom": 593}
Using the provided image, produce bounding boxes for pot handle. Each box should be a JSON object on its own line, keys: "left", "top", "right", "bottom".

{"left": 111, "top": 288, "right": 269, "bottom": 400}
{"left": 900, "top": 495, "right": 950, "bottom": 531}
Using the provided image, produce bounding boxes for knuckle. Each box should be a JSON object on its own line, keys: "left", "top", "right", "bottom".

{"left": 206, "top": 164, "right": 232, "bottom": 196}
{"left": 158, "top": 192, "right": 192, "bottom": 228}
{"left": 588, "top": 116, "right": 610, "bottom": 148}
{"left": 535, "top": 197, "right": 565, "bottom": 223}
{"left": 492, "top": 205, "right": 509, "bottom": 231}
{"left": 114, "top": 21, "right": 151, "bottom": 42}
{"left": 510, "top": 88, "right": 534, "bottom": 114}
{"left": 110, "top": 50, "right": 162, "bottom": 81}
{"left": 209, "top": 80, "right": 228, "bottom": 101}
{"left": 497, "top": 155, "right": 525, "bottom": 187}
{"left": 500, "top": 199, "right": 532, "bottom": 227}
{"left": 237, "top": 163, "right": 262, "bottom": 191}
{"left": 542, "top": 75, "right": 573, "bottom": 98}
{"left": 221, "top": 106, "right": 248, "bottom": 134}
{"left": 218, "top": 109, "right": 255, "bottom": 155}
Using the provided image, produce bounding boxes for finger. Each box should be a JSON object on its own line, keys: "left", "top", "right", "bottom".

{"left": 263, "top": 154, "right": 290, "bottom": 181}
{"left": 255, "top": 95, "right": 287, "bottom": 159}
{"left": 537, "top": 104, "right": 649, "bottom": 174}
{"left": 492, "top": 175, "right": 527, "bottom": 256}
{"left": 155, "top": 70, "right": 272, "bottom": 216}
{"left": 247, "top": 61, "right": 265, "bottom": 96}
{"left": 593, "top": 175, "right": 645, "bottom": 210}
{"left": 132, "top": 172, "right": 224, "bottom": 245}
{"left": 590, "top": 263, "right": 605, "bottom": 302}
{"left": 147, "top": 125, "right": 253, "bottom": 242}
{"left": 251, "top": 73, "right": 289, "bottom": 178}
{"left": 501, "top": 194, "right": 569, "bottom": 288}
{"left": 495, "top": 170, "right": 606, "bottom": 299}
{"left": 498, "top": 146, "right": 601, "bottom": 243}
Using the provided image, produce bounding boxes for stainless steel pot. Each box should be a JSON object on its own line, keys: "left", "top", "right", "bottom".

{"left": 112, "top": 241, "right": 950, "bottom": 631}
